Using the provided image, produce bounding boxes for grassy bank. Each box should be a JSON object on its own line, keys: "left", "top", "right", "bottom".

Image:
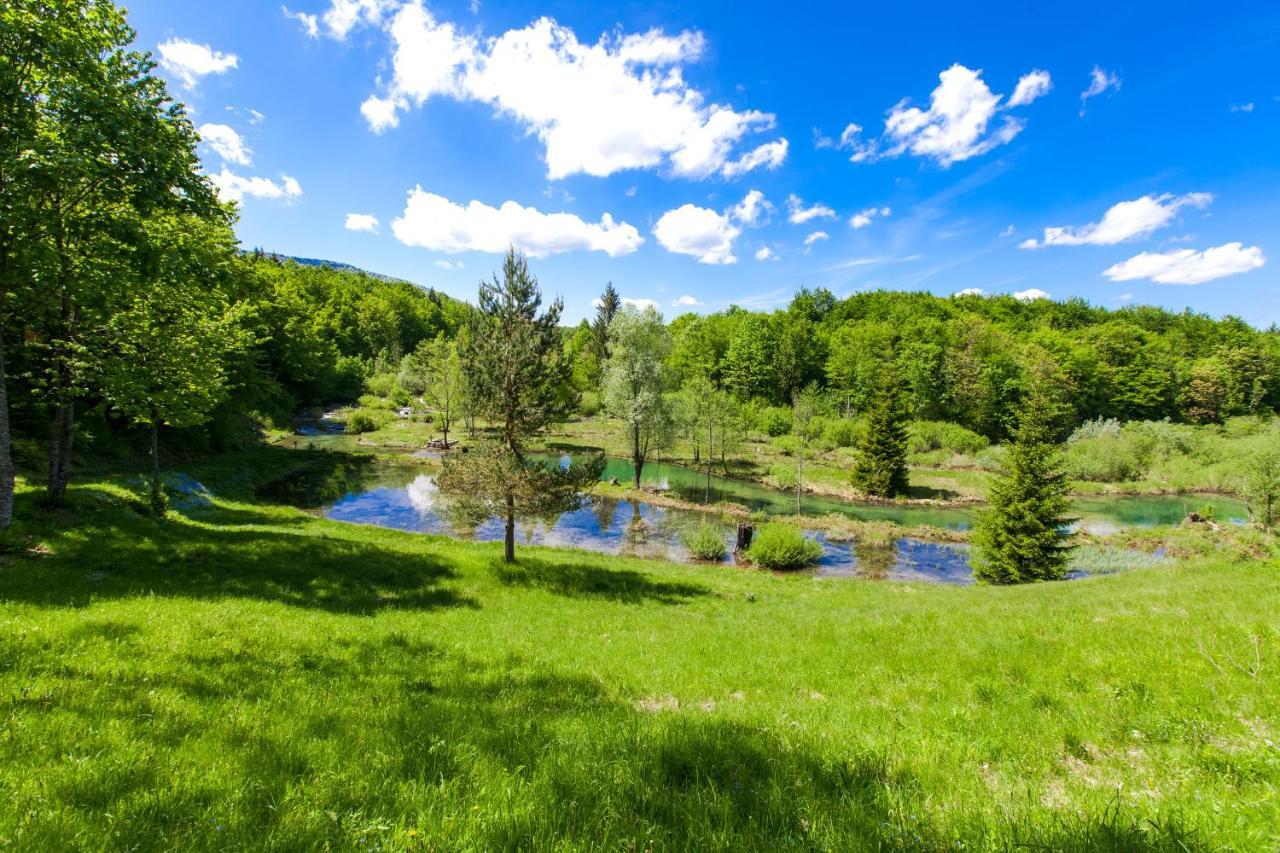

{"left": 0, "top": 447, "right": 1277, "bottom": 849}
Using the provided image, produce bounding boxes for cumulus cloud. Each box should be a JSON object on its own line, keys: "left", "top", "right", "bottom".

{"left": 1230, "top": 103, "right": 1255, "bottom": 113}
{"left": 653, "top": 203, "right": 740, "bottom": 264}
{"left": 731, "top": 190, "right": 772, "bottom": 226}
{"left": 209, "top": 169, "right": 302, "bottom": 204}
{"left": 839, "top": 64, "right": 1045, "bottom": 166}
{"left": 803, "top": 231, "right": 829, "bottom": 246}
{"left": 1020, "top": 193, "right": 1212, "bottom": 249}
{"left": 357, "top": 6, "right": 783, "bottom": 179}
{"left": 787, "top": 194, "right": 836, "bottom": 224}
{"left": 157, "top": 39, "right": 239, "bottom": 88}
{"left": 1013, "top": 288, "right": 1051, "bottom": 301}
{"left": 345, "top": 213, "right": 379, "bottom": 232}
{"left": 197, "top": 123, "right": 251, "bottom": 165}
{"left": 953, "top": 288, "right": 984, "bottom": 297}
{"left": 391, "top": 188, "right": 642, "bottom": 257}
{"left": 850, "top": 206, "right": 891, "bottom": 229}
{"left": 755, "top": 246, "right": 776, "bottom": 261}
{"left": 1007, "top": 70, "right": 1052, "bottom": 107}
{"left": 671, "top": 294, "right": 702, "bottom": 307}
{"left": 622, "top": 297, "right": 661, "bottom": 311}
{"left": 1080, "top": 66, "right": 1121, "bottom": 115}
{"left": 317, "top": 0, "right": 398, "bottom": 39}
{"left": 283, "top": 6, "right": 320, "bottom": 37}
{"left": 1103, "top": 242, "right": 1265, "bottom": 285}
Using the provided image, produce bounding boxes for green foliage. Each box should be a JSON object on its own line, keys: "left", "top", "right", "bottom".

{"left": 850, "top": 377, "right": 910, "bottom": 497}
{"left": 821, "top": 417, "right": 862, "bottom": 448}
{"left": 745, "top": 523, "right": 824, "bottom": 569}
{"left": 973, "top": 391, "right": 1076, "bottom": 584}
{"left": 679, "top": 523, "right": 728, "bottom": 561}
{"left": 907, "top": 421, "right": 989, "bottom": 456}
{"left": 756, "top": 406, "right": 792, "bottom": 437}
{"left": 345, "top": 410, "right": 382, "bottom": 435}
{"left": 1244, "top": 449, "right": 1280, "bottom": 530}
{"left": 602, "top": 306, "right": 674, "bottom": 488}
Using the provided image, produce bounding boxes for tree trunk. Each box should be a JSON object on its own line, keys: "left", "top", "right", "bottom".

{"left": 46, "top": 281, "right": 75, "bottom": 505}
{"left": 632, "top": 425, "right": 642, "bottom": 490}
{"left": 504, "top": 492, "right": 516, "bottom": 563}
{"left": 797, "top": 454, "right": 803, "bottom": 515}
{"left": 0, "top": 319, "right": 12, "bottom": 531}
{"left": 705, "top": 417, "right": 713, "bottom": 503}
{"left": 150, "top": 416, "right": 163, "bottom": 515}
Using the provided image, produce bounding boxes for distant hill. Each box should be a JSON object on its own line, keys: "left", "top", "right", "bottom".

{"left": 268, "top": 253, "right": 415, "bottom": 286}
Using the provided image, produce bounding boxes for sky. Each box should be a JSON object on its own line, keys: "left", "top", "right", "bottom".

{"left": 126, "top": 0, "right": 1279, "bottom": 326}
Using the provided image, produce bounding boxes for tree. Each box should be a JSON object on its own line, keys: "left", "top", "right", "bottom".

{"left": 589, "top": 282, "right": 621, "bottom": 373}
{"left": 97, "top": 213, "right": 246, "bottom": 514}
{"left": 791, "top": 384, "right": 822, "bottom": 513}
{"left": 399, "top": 333, "right": 463, "bottom": 447}
{"left": 7, "top": 0, "right": 218, "bottom": 505}
{"left": 602, "top": 306, "right": 674, "bottom": 489}
{"left": 1244, "top": 449, "right": 1280, "bottom": 531}
{"left": 850, "top": 374, "right": 910, "bottom": 497}
{"left": 437, "top": 249, "right": 602, "bottom": 562}
{"left": 971, "top": 389, "right": 1076, "bottom": 584}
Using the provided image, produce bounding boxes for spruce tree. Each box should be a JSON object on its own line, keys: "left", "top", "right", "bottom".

{"left": 850, "top": 375, "right": 909, "bottom": 497}
{"left": 972, "top": 389, "right": 1076, "bottom": 584}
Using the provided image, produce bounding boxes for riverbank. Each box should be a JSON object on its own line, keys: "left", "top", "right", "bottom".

{"left": 1, "top": 447, "right": 1277, "bottom": 849}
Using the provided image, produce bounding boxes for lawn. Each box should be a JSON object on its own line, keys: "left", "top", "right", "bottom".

{"left": 0, "top": 447, "right": 1277, "bottom": 850}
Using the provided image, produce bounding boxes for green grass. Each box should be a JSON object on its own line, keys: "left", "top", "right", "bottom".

{"left": 1, "top": 447, "right": 1278, "bottom": 850}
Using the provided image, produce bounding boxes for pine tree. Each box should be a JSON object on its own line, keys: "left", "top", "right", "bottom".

{"left": 437, "top": 249, "right": 602, "bottom": 562}
{"left": 590, "top": 282, "right": 621, "bottom": 366}
{"left": 850, "top": 375, "right": 909, "bottom": 497}
{"left": 972, "top": 389, "right": 1076, "bottom": 584}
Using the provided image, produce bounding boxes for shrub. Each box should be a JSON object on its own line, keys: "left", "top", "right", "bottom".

{"left": 908, "top": 420, "right": 988, "bottom": 456}
{"left": 746, "top": 523, "right": 824, "bottom": 570}
{"left": 757, "top": 406, "right": 793, "bottom": 437}
{"left": 768, "top": 463, "right": 798, "bottom": 491}
{"left": 771, "top": 435, "right": 802, "bottom": 457}
{"left": 578, "top": 392, "right": 602, "bottom": 418}
{"left": 680, "top": 523, "right": 728, "bottom": 561}
{"left": 347, "top": 410, "right": 383, "bottom": 434}
{"left": 822, "top": 417, "right": 862, "bottom": 448}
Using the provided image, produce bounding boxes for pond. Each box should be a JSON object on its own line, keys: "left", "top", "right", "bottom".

{"left": 264, "top": 461, "right": 1172, "bottom": 585}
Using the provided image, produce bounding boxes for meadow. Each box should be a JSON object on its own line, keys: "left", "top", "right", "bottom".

{"left": 1, "top": 447, "right": 1277, "bottom": 850}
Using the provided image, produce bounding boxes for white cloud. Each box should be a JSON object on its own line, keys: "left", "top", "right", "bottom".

{"left": 1007, "top": 70, "right": 1052, "bottom": 107}
{"left": 358, "top": 8, "right": 781, "bottom": 179}
{"left": 1013, "top": 288, "right": 1050, "bottom": 301}
{"left": 345, "top": 213, "right": 379, "bottom": 232}
{"left": 433, "top": 259, "right": 465, "bottom": 270}
{"left": 953, "top": 288, "right": 984, "bottom": 297}
{"left": 841, "top": 64, "right": 1042, "bottom": 166}
{"left": 209, "top": 169, "right": 303, "bottom": 204}
{"left": 803, "top": 231, "right": 829, "bottom": 246}
{"left": 321, "top": 0, "right": 397, "bottom": 39}
{"left": 622, "top": 297, "right": 661, "bottom": 311}
{"left": 787, "top": 194, "right": 836, "bottom": 224}
{"left": 999, "top": 224, "right": 1016, "bottom": 238}
{"left": 721, "top": 138, "right": 789, "bottom": 178}
{"left": 755, "top": 246, "right": 776, "bottom": 261}
{"left": 671, "top": 294, "right": 702, "bottom": 307}
{"left": 157, "top": 39, "right": 239, "bottom": 88}
{"left": 1080, "top": 66, "right": 1121, "bottom": 115}
{"left": 248, "top": 109, "right": 266, "bottom": 124}
{"left": 1231, "top": 102, "right": 1255, "bottom": 113}
{"left": 391, "top": 188, "right": 642, "bottom": 258}
{"left": 1103, "top": 242, "right": 1265, "bottom": 285}
{"left": 283, "top": 6, "right": 319, "bottom": 38}
{"left": 197, "top": 123, "right": 251, "bottom": 165}
{"left": 730, "top": 190, "right": 772, "bottom": 226}
{"left": 1020, "top": 193, "right": 1212, "bottom": 248}
{"left": 653, "top": 203, "right": 740, "bottom": 264}
{"left": 850, "top": 206, "right": 891, "bottom": 229}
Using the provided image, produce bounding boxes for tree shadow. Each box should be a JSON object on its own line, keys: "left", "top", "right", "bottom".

{"left": 488, "top": 554, "right": 711, "bottom": 604}
{"left": 1, "top": 486, "right": 476, "bottom": 616}
{"left": 905, "top": 483, "right": 963, "bottom": 501}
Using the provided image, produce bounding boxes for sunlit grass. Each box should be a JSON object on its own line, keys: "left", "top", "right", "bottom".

{"left": 0, "top": 447, "right": 1276, "bottom": 849}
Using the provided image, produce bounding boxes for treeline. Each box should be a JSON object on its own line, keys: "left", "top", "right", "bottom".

{"left": 0, "top": 0, "right": 460, "bottom": 520}
{"left": 565, "top": 289, "right": 1280, "bottom": 439}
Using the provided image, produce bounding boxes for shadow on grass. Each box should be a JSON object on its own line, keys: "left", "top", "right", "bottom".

{"left": 1, "top": 486, "right": 475, "bottom": 616}
{"left": 489, "top": 554, "right": 711, "bottom": 605}
{"left": 1, "top": 628, "right": 1210, "bottom": 851}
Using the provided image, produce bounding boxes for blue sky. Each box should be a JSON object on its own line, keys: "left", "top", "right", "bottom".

{"left": 128, "top": 0, "right": 1278, "bottom": 325}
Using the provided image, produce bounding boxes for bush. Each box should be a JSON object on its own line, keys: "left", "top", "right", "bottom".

{"left": 680, "top": 523, "right": 728, "bottom": 561}
{"left": 346, "top": 410, "right": 383, "bottom": 435}
{"left": 771, "top": 435, "right": 802, "bottom": 456}
{"left": 578, "top": 391, "right": 602, "bottom": 418}
{"left": 746, "top": 523, "right": 824, "bottom": 570}
{"left": 822, "top": 417, "right": 862, "bottom": 448}
{"left": 757, "top": 406, "right": 793, "bottom": 437}
{"left": 768, "top": 464, "right": 798, "bottom": 491}
{"left": 908, "top": 421, "right": 988, "bottom": 456}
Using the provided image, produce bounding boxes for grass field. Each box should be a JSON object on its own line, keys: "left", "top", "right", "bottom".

{"left": 1, "top": 447, "right": 1277, "bottom": 850}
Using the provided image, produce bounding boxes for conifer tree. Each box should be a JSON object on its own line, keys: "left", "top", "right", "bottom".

{"left": 850, "top": 374, "right": 910, "bottom": 497}
{"left": 972, "top": 389, "right": 1076, "bottom": 584}
{"left": 437, "top": 249, "right": 602, "bottom": 562}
